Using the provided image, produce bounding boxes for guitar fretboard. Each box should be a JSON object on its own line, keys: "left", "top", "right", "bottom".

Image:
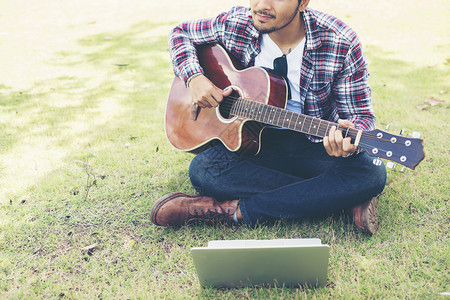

{"left": 229, "top": 97, "right": 358, "bottom": 140}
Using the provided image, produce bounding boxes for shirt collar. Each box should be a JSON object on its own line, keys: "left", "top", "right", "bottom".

{"left": 302, "top": 8, "right": 322, "bottom": 50}
{"left": 246, "top": 8, "right": 260, "bottom": 38}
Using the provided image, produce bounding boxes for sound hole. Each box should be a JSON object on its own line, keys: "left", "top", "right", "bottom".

{"left": 219, "top": 89, "right": 240, "bottom": 120}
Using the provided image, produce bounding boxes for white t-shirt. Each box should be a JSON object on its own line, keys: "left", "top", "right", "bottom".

{"left": 254, "top": 34, "right": 305, "bottom": 113}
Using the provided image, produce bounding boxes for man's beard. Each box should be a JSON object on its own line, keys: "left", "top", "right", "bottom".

{"left": 253, "top": 5, "right": 300, "bottom": 34}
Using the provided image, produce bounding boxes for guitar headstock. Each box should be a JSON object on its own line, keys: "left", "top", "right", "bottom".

{"left": 359, "top": 128, "right": 425, "bottom": 170}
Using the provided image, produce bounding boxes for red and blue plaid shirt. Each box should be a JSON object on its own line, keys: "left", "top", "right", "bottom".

{"left": 169, "top": 6, "right": 376, "bottom": 143}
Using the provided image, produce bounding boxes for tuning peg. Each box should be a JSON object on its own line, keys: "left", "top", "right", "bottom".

{"left": 400, "top": 167, "right": 406, "bottom": 172}
{"left": 399, "top": 129, "right": 405, "bottom": 136}
{"left": 412, "top": 132, "right": 421, "bottom": 139}
{"left": 373, "top": 158, "right": 383, "bottom": 166}
{"left": 385, "top": 125, "right": 390, "bottom": 132}
{"left": 387, "top": 161, "right": 396, "bottom": 169}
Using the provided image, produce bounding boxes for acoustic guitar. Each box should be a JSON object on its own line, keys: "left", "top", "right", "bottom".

{"left": 165, "top": 44, "right": 424, "bottom": 170}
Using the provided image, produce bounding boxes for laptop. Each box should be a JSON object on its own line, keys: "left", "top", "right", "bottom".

{"left": 191, "top": 238, "right": 330, "bottom": 288}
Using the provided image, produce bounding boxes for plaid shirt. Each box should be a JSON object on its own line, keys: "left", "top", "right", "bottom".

{"left": 169, "top": 6, "right": 375, "bottom": 143}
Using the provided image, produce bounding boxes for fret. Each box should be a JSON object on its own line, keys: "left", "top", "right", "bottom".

{"left": 278, "top": 107, "right": 284, "bottom": 127}
{"left": 266, "top": 106, "right": 272, "bottom": 124}
{"left": 235, "top": 98, "right": 243, "bottom": 116}
{"left": 300, "top": 114, "right": 306, "bottom": 132}
{"left": 261, "top": 104, "right": 268, "bottom": 122}
{"left": 258, "top": 103, "right": 265, "bottom": 121}
{"left": 310, "top": 119, "right": 318, "bottom": 135}
{"left": 279, "top": 110, "right": 287, "bottom": 127}
{"left": 315, "top": 119, "right": 321, "bottom": 136}
{"left": 253, "top": 101, "right": 261, "bottom": 122}
{"left": 273, "top": 107, "right": 281, "bottom": 126}
{"left": 232, "top": 98, "right": 239, "bottom": 115}
{"left": 249, "top": 101, "right": 255, "bottom": 118}
{"left": 317, "top": 120, "right": 325, "bottom": 137}
{"left": 267, "top": 106, "right": 274, "bottom": 125}
{"left": 285, "top": 111, "right": 294, "bottom": 130}
{"left": 292, "top": 113, "right": 306, "bottom": 133}
{"left": 248, "top": 100, "right": 257, "bottom": 119}
{"left": 269, "top": 107, "right": 276, "bottom": 125}
{"left": 256, "top": 102, "right": 264, "bottom": 121}
{"left": 262, "top": 103, "right": 269, "bottom": 123}
{"left": 294, "top": 114, "right": 300, "bottom": 131}
{"left": 324, "top": 122, "right": 330, "bottom": 138}
{"left": 256, "top": 102, "right": 263, "bottom": 119}
{"left": 273, "top": 109, "right": 283, "bottom": 127}
{"left": 291, "top": 112, "right": 298, "bottom": 130}
{"left": 290, "top": 111, "right": 297, "bottom": 130}
{"left": 243, "top": 100, "right": 250, "bottom": 117}
{"left": 241, "top": 100, "right": 249, "bottom": 118}
{"left": 264, "top": 106, "right": 271, "bottom": 124}
{"left": 241, "top": 99, "right": 248, "bottom": 117}
{"left": 283, "top": 110, "right": 292, "bottom": 129}
{"left": 244, "top": 100, "right": 250, "bottom": 117}
{"left": 307, "top": 116, "right": 313, "bottom": 135}
{"left": 243, "top": 101, "right": 250, "bottom": 118}
{"left": 258, "top": 101, "right": 267, "bottom": 123}
{"left": 273, "top": 108, "right": 280, "bottom": 126}
{"left": 286, "top": 111, "right": 293, "bottom": 129}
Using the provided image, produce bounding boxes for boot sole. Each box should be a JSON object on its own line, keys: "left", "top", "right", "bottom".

{"left": 362, "top": 198, "right": 378, "bottom": 234}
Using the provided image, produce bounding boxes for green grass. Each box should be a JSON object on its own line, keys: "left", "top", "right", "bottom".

{"left": 1, "top": 7, "right": 449, "bottom": 300}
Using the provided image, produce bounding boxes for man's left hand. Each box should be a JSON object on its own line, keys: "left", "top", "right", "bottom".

{"left": 323, "top": 119, "right": 357, "bottom": 157}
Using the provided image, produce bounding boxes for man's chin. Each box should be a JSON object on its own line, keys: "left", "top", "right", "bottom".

{"left": 256, "top": 27, "right": 277, "bottom": 34}
{"left": 255, "top": 25, "right": 277, "bottom": 34}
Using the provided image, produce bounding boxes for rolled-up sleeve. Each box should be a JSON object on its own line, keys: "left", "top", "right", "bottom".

{"left": 169, "top": 13, "right": 228, "bottom": 85}
{"left": 333, "top": 38, "right": 375, "bottom": 132}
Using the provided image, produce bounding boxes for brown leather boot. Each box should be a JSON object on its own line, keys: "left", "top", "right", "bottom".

{"left": 352, "top": 198, "right": 378, "bottom": 235}
{"left": 151, "top": 192, "right": 239, "bottom": 227}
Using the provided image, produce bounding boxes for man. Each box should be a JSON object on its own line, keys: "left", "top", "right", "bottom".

{"left": 151, "top": 0, "right": 387, "bottom": 234}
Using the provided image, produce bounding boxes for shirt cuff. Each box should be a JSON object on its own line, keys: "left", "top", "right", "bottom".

{"left": 186, "top": 72, "right": 203, "bottom": 87}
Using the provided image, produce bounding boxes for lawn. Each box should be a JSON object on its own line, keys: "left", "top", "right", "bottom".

{"left": 0, "top": 0, "right": 449, "bottom": 298}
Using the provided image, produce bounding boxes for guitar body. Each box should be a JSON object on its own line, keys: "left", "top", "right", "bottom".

{"left": 165, "top": 44, "right": 288, "bottom": 155}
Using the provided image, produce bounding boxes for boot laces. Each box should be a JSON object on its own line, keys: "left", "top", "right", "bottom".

{"left": 186, "top": 199, "right": 234, "bottom": 225}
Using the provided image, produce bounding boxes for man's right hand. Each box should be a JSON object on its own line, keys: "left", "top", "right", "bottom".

{"left": 189, "top": 74, "right": 232, "bottom": 108}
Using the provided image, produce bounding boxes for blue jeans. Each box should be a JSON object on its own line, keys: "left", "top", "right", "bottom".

{"left": 189, "top": 128, "right": 387, "bottom": 226}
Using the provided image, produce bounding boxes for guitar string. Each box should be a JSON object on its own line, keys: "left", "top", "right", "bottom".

{"left": 220, "top": 96, "right": 385, "bottom": 142}
{"left": 221, "top": 97, "right": 379, "bottom": 141}
{"left": 221, "top": 96, "right": 360, "bottom": 139}
{"left": 216, "top": 95, "right": 407, "bottom": 144}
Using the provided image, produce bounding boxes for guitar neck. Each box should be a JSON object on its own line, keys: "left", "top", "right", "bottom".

{"left": 230, "top": 97, "right": 359, "bottom": 140}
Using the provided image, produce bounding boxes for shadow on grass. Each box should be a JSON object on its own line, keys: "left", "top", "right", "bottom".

{"left": 0, "top": 21, "right": 177, "bottom": 200}
{"left": 1, "top": 20, "right": 173, "bottom": 148}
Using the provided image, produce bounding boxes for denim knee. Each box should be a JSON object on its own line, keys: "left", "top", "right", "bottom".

{"left": 188, "top": 148, "right": 226, "bottom": 193}
{"left": 378, "top": 163, "right": 387, "bottom": 193}
{"left": 370, "top": 161, "right": 387, "bottom": 196}
{"left": 188, "top": 154, "right": 208, "bottom": 192}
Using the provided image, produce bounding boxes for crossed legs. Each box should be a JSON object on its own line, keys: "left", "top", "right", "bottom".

{"left": 189, "top": 128, "right": 387, "bottom": 227}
